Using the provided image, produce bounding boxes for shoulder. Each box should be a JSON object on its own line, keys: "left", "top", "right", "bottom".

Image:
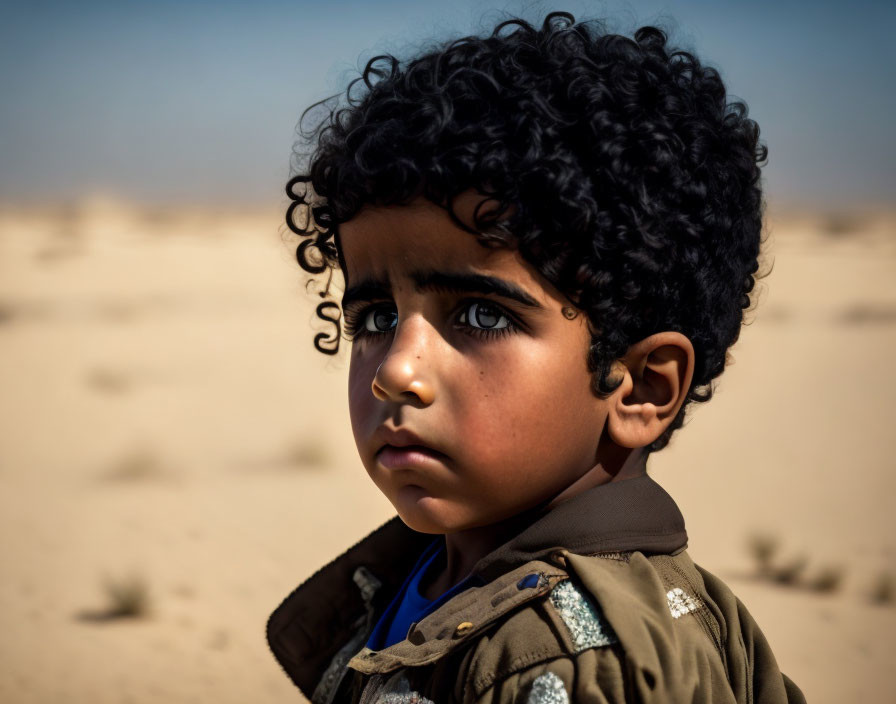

{"left": 465, "top": 572, "right": 627, "bottom": 704}
{"left": 466, "top": 550, "right": 728, "bottom": 704}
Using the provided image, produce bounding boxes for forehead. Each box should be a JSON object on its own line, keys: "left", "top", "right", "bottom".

{"left": 337, "top": 196, "right": 562, "bottom": 308}
{"left": 339, "top": 200, "right": 489, "bottom": 273}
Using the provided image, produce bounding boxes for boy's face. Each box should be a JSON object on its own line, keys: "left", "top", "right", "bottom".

{"left": 340, "top": 194, "right": 612, "bottom": 535}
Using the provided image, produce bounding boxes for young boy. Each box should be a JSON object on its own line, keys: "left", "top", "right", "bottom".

{"left": 268, "top": 12, "right": 805, "bottom": 703}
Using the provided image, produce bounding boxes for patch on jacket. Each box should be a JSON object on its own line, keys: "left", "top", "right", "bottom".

{"left": 526, "top": 672, "right": 569, "bottom": 704}
{"left": 376, "top": 692, "right": 434, "bottom": 704}
{"left": 666, "top": 587, "right": 702, "bottom": 619}
{"left": 362, "top": 672, "right": 435, "bottom": 704}
{"left": 549, "top": 580, "right": 617, "bottom": 652}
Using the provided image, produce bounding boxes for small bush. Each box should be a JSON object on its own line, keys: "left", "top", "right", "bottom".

{"left": 78, "top": 572, "right": 152, "bottom": 622}
{"left": 102, "top": 573, "right": 151, "bottom": 618}
{"left": 745, "top": 532, "right": 845, "bottom": 595}
{"left": 821, "top": 212, "right": 866, "bottom": 237}
{"left": 283, "top": 438, "right": 330, "bottom": 468}
{"left": 86, "top": 367, "right": 132, "bottom": 394}
{"left": 768, "top": 554, "right": 809, "bottom": 586}
{"left": 101, "top": 448, "right": 167, "bottom": 482}
{"left": 870, "top": 573, "right": 895, "bottom": 606}
{"left": 805, "top": 565, "right": 845, "bottom": 594}
{"left": 746, "top": 533, "right": 781, "bottom": 578}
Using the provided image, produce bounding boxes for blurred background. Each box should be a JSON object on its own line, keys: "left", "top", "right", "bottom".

{"left": 0, "top": 1, "right": 893, "bottom": 702}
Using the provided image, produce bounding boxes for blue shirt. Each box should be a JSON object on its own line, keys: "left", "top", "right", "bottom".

{"left": 365, "top": 538, "right": 484, "bottom": 650}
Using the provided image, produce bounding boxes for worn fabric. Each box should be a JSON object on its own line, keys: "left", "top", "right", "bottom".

{"left": 267, "top": 475, "right": 805, "bottom": 704}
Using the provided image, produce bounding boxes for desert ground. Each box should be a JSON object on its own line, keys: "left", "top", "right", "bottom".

{"left": 0, "top": 199, "right": 893, "bottom": 703}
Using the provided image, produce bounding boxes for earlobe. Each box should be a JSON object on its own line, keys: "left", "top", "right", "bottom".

{"left": 605, "top": 369, "right": 659, "bottom": 449}
{"left": 605, "top": 333, "right": 695, "bottom": 449}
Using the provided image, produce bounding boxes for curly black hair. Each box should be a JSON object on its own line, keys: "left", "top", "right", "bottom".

{"left": 286, "top": 11, "right": 768, "bottom": 453}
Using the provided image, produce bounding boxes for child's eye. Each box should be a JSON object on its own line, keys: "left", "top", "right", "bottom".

{"left": 363, "top": 305, "right": 398, "bottom": 333}
{"left": 458, "top": 301, "right": 511, "bottom": 331}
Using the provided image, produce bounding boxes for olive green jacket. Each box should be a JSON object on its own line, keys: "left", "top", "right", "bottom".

{"left": 267, "top": 475, "right": 805, "bottom": 703}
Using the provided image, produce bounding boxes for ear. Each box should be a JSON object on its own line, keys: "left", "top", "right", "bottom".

{"left": 605, "top": 332, "right": 696, "bottom": 449}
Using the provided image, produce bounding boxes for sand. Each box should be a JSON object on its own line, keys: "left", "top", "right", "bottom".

{"left": 0, "top": 199, "right": 893, "bottom": 703}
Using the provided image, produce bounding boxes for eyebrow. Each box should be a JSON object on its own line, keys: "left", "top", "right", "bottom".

{"left": 415, "top": 270, "right": 543, "bottom": 308}
{"left": 341, "top": 270, "right": 543, "bottom": 310}
{"left": 341, "top": 279, "right": 391, "bottom": 310}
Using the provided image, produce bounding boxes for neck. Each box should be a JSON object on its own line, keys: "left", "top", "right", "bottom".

{"left": 420, "top": 445, "right": 649, "bottom": 600}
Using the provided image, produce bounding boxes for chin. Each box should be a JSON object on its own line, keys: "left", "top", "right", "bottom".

{"left": 394, "top": 506, "right": 450, "bottom": 535}
{"left": 391, "top": 490, "right": 468, "bottom": 535}
{"left": 397, "top": 514, "right": 446, "bottom": 535}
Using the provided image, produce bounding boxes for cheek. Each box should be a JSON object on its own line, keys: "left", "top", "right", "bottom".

{"left": 347, "top": 350, "right": 378, "bottom": 438}
{"left": 453, "top": 342, "right": 602, "bottom": 467}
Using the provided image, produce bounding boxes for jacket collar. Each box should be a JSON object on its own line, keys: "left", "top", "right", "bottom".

{"left": 469, "top": 473, "right": 688, "bottom": 582}
{"left": 267, "top": 473, "right": 687, "bottom": 698}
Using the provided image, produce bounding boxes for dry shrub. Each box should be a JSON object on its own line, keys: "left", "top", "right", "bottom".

{"left": 768, "top": 554, "right": 809, "bottom": 586}
{"left": 805, "top": 565, "right": 845, "bottom": 594}
{"left": 836, "top": 303, "right": 896, "bottom": 326}
{"left": 283, "top": 438, "right": 330, "bottom": 469}
{"left": 821, "top": 212, "right": 866, "bottom": 237}
{"left": 746, "top": 532, "right": 844, "bottom": 594}
{"left": 78, "top": 573, "right": 152, "bottom": 622}
{"left": 102, "top": 573, "right": 151, "bottom": 618}
{"left": 870, "top": 573, "right": 895, "bottom": 606}
{"left": 86, "top": 367, "right": 132, "bottom": 394}
{"left": 746, "top": 532, "right": 781, "bottom": 578}
{"left": 100, "top": 448, "right": 167, "bottom": 482}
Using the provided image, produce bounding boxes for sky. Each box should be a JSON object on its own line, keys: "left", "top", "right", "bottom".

{"left": 1, "top": 0, "right": 894, "bottom": 209}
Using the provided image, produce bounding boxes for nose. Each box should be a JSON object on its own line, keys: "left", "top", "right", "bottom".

{"left": 371, "top": 319, "right": 436, "bottom": 406}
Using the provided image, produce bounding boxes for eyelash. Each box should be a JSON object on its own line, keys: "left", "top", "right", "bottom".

{"left": 342, "top": 299, "right": 520, "bottom": 342}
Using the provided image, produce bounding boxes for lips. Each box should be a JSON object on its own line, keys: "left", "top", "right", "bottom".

{"left": 372, "top": 426, "right": 448, "bottom": 470}
{"left": 377, "top": 444, "right": 446, "bottom": 471}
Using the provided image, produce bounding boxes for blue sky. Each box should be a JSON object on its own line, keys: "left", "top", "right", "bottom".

{"left": 1, "top": 0, "right": 893, "bottom": 208}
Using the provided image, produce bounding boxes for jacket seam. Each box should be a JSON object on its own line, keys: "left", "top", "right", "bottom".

{"left": 666, "top": 559, "right": 726, "bottom": 663}
{"left": 561, "top": 528, "right": 686, "bottom": 544}
{"left": 472, "top": 646, "right": 561, "bottom": 697}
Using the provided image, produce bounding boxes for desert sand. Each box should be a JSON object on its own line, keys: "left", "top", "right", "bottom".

{"left": 0, "top": 199, "right": 893, "bottom": 703}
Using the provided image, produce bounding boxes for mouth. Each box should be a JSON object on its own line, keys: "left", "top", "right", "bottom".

{"left": 372, "top": 425, "right": 450, "bottom": 471}
{"left": 375, "top": 443, "right": 448, "bottom": 471}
